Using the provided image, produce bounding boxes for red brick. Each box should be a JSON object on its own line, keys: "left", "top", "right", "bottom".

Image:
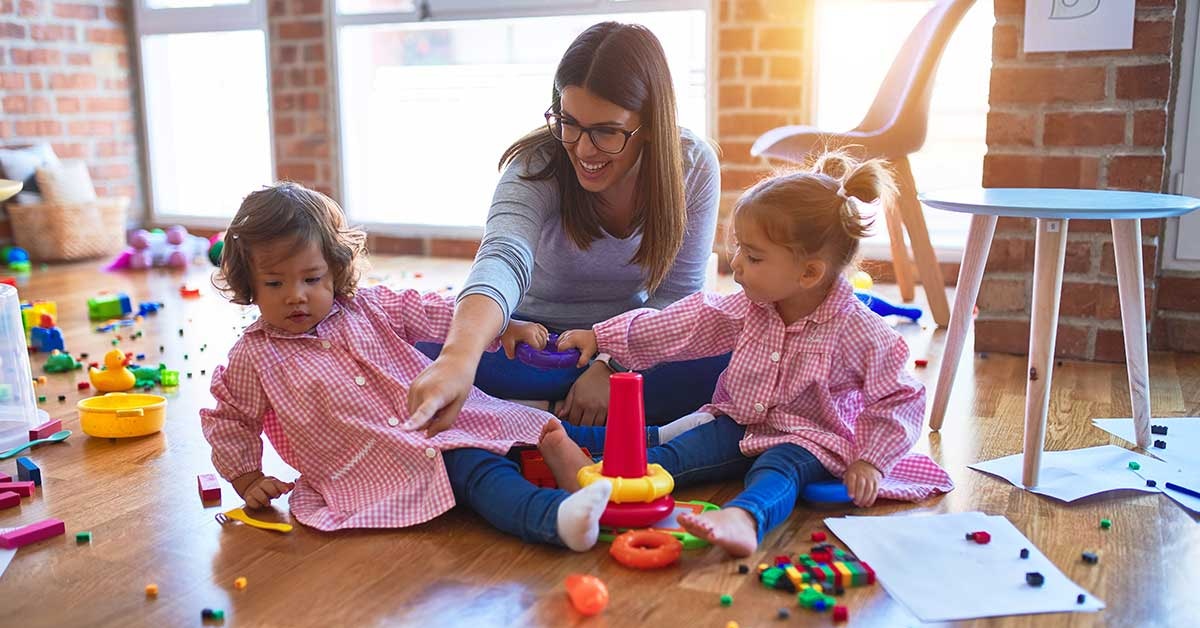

{"left": 367, "top": 235, "right": 425, "bottom": 256}
{"left": 719, "top": 85, "right": 745, "bottom": 109}
{"left": 293, "top": 0, "right": 323, "bottom": 16}
{"left": 104, "top": 5, "right": 125, "bottom": 22}
{"left": 277, "top": 162, "right": 317, "bottom": 183}
{"left": 68, "top": 119, "right": 114, "bottom": 135}
{"left": 1042, "top": 112, "right": 1126, "bottom": 147}
{"left": 1157, "top": 276, "right": 1200, "bottom": 313}
{"left": 758, "top": 26, "right": 804, "bottom": 51}
{"left": 987, "top": 111, "right": 1036, "bottom": 146}
{"left": 54, "top": 3, "right": 100, "bottom": 19}
{"left": 66, "top": 51, "right": 90, "bottom": 65}
{"left": 52, "top": 142, "right": 87, "bottom": 159}
{"left": 2, "top": 95, "right": 28, "bottom": 114}
{"left": 11, "top": 48, "right": 61, "bottom": 65}
{"left": 1154, "top": 315, "right": 1200, "bottom": 352}
{"left": 973, "top": 319, "right": 1091, "bottom": 359}
{"left": 50, "top": 72, "right": 97, "bottom": 90}
{"left": 718, "top": 112, "right": 790, "bottom": 138}
{"left": 1107, "top": 155, "right": 1164, "bottom": 191}
{"left": 1094, "top": 328, "right": 1130, "bottom": 363}
{"left": 718, "top": 56, "right": 736, "bottom": 80}
{"left": 303, "top": 43, "right": 324, "bottom": 62}
{"left": 278, "top": 21, "right": 323, "bottom": 40}
{"left": 31, "top": 24, "right": 74, "bottom": 41}
{"left": 430, "top": 238, "right": 481, "bottom": 259}
{"left": 742, "top": 56, "right": 764, "bottom": 77}
{"left": 990, "top": 66, "right": 1106, "bottom": 105}
{"left": 1131, "top": 19, "right": 1174, "bottom": 56}
{"left": 996, "top": 216, "right": 1034, "bottom": 233}
{"left": 17, "top": 0, "right": 36, "bottom": 16}
{"left": 993, "top": 0, "right": 1023, "bottom": 17}
{"left": 977, "top": 278, "right": 1027, "bottom": 313}
{"left": 984, "top": 237, "right": 1033, "bottom": 272}
{"left": 992, "top": 23, "right": 1019, "bottom": 60}
{"left": 1, "top": 22, "right": 28, "bottom": 39}
{"left": 1064, "top": 240, "right": 1092, "bottom": 274}
{"left": 85, "top": 97, "right": 131, "bottom": 113}
{"left": 1116, "top": 64, "right": 1171, "bottom": 101}
{"left": 1060, "top": 281, "right": 1121, "bottom": 320}
{"left": 96, "top": 141, "right": 135, "bottom": 158}
{"left": 722, "top": 167, "right": 770, "bottom": 191}
{"left": 717, "top": 141, "right": 755, "bottom": 162}
{"left": 750, "top": 84, "right": 803, "bottom": 108}
{"left": 92, "top": 163, "right": 131, "bottom": 179}
{"left": 1099, "top": 241, "right": 1158, "bottom": 281}
{"left": 1055, "top": 323, "right": 1091, "bottom": 360}
{"left": 768, "top": 55, "right": 803, "bottom": 81}
{"left": 982, "top": 154, "right": 1100, "bottom": 188}
{"left": 719, "top": 27, "right": 753, "bottom": 51}
{"left": 14, "top": 119, "right": 62, "bottom": 136}
{"left": 86, "top": 26, "right": 125, "bottom": 45}
{"left": 279, "top": 44, "right": 298, "bottom": 64}
{"left": 1069, "top": 219, "right": 1114, "bottom": 233}
{"left": 733, "top": 0, "right": 767, "bottom": 21}
{"left": 1132, "top": 109, "right": 1167, "bottom": 147}
{"left": 30, "top": 95, "right": 49, "bottom": 113}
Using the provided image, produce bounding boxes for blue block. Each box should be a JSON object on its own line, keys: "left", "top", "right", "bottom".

{"left": 16, "top": 457, "right": 41, "bottom": 486}
{"left": 30, "top": 326, "right": 65, "bottom": 353}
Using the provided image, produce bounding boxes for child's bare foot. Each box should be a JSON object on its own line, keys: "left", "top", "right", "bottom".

{"left": 679, "top": 508, "right": 759, "bottom": 558}
{"left": 538, "top": 420, "right": 593, "bottom": 492}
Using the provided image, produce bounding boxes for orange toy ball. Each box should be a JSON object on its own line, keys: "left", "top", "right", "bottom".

{"left": 565, "top": 574, "right": 609, "bottom": 616}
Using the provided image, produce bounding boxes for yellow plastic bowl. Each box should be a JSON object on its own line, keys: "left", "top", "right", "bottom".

{"left": 77, "top": 392, "right": 167, "bottom": 438}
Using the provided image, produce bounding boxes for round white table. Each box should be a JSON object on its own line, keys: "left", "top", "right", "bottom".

{"left": 919, "top": 188, "right": 1200, "bottom": 487}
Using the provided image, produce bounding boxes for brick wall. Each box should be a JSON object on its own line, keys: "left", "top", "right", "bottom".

{"left": 978, "top": 0, "right": 1182, "bottom": 360}
{"left": 269, "top": 0, "right": 337, "bottom": 199}
{"left": 0, "top": 0, "right": 141, "bottom": 237}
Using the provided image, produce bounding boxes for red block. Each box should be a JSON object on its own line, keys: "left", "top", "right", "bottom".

{"left": 0, "top": 490, "right": 19, "bottom": 509}
{"left": 77, "top": 381, "right": 90, "bottom": 390}
{"left": 811, "top": 531, "right": 827, "bottom": 542}
{"left": 972, "top": 531, "right": 991, "bottom": 544}
{"left": 0, "top": 481, "right": 35, "bottom": 497}
{"left": 864, "top": 562, "right": 876, "bottom": 584}
{"left": 914, "top": 359, "right": 929, "bottom": 367}
{"left": 833, "top": 605, "right": 848, "bottom": 622}
{"left": 0, "top": 471, "right": 10, "bottom": 482}
{"left": 29, "top": 419, "right": 62, "bottom": 440}
{"left": 197, "top": 473, "right": 221, "bottom": 502}
{"left": 0, "top": 518, "right": 65, "bottom": 549}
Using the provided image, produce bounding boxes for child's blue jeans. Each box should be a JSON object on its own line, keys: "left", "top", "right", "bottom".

{"left": 442, "top": 416, "right": 832, "bottom": 546}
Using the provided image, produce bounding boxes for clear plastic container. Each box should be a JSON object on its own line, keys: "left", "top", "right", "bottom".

{"left": 0, "top": 284, "right": 48, "bottom": 451}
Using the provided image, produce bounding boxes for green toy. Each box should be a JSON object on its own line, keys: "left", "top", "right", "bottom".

{"left": 43, "top": 350, "right": 82, "bottom": 373}
{"left": 160, "top": 369, "right": 180, "bottom": 387}
{"left": 131, "top": 366, "right": 161, "bottom": 388}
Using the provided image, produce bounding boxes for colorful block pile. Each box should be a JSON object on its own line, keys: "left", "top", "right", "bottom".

{"left": 756, "top": 542, "right": 875, "bottom": 615}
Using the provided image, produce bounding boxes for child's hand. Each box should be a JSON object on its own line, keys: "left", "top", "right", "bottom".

{"left": 501, "top": 320, "right": 549, "bottom": 360}
{"left": 556, "top": 329, "right": 598, "bottom": 368}
{"left": 843, "top": 460, "right": 882, "bottom": 508}
{"left": 233, "top": 471, "right": 295, "bottom": 509}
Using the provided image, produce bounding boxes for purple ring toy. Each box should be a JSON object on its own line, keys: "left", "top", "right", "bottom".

{"left": 515, "top": 333, "right": 582, "bottom": 370}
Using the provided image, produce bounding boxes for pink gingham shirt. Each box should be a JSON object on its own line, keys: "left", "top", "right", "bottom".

{"left": 200, "top": 286, "right": 548, "bottom": 531}
{"left": 595, "top": 276, "right": 953, "bottom": 501}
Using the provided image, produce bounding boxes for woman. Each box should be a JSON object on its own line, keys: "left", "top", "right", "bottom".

{"left": 409, "top": 21, "right": 726, "bottom": 434}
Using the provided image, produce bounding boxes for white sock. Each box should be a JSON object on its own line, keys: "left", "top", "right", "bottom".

{"left": 658, "top": 411, "right": 716, "bottom": 444}
{"left": 556, "top": 480, "right": 612, "bottom": 552}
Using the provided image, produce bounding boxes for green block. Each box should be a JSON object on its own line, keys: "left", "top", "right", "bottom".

{"left": 719, "top": 594, "right": 733, "bottom": 607}
{"left": 38, "top": 395, "right": 46, "bottom": 403}
{"left": 1100, "top": 518, "right": 1112, "bottom": 529}
{"left": 161, "top": 370, "right": 179, "bottom": 387}
{"left": 76, "top": 531, "right": 92, "bottom": 543}
{"left": 1128, "top": 461, "right": 1140, "bottom": 470}
{"left": 761, "top": 567, "right": 783, "bottom": 588}
{"left": 833, "top": 548, "right": 847, "bottom": 559}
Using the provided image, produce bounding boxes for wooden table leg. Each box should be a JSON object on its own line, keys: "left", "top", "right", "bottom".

{"left": 930, "top": 214, "right": 997, "bottom": 431}
{"left": 1111, "top": 218, "right": 1152, "bottom": 449}
{"left": 1022, "top": 218, "right": 1069, "bottom": 488}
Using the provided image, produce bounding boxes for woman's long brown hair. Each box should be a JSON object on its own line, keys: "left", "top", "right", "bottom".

{"left": 498, "top": 22, "right": 685, "bottom": 294}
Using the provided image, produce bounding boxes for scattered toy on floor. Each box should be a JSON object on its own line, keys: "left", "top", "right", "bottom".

{"left": 88, "top": 349, "right": 136, "bottom": 392}
{"left": 564, "top": 574, "right": 608, "bottom": 616}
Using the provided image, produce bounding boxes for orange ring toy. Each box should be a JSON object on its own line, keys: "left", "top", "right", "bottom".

{"left": 609, "top": 529, "right": 682, "bottom": 570}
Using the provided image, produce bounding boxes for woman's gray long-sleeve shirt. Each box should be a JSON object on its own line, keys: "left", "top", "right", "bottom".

{"left": 459, "top": 127, "right": 721, "bottom": 332}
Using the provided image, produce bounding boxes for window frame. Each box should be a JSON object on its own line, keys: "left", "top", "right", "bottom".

{"left": 330, "top": 0, "right": 711, "bottom": 237}
{"left": 132, "top": 0, "right": 276, "bottom": 229}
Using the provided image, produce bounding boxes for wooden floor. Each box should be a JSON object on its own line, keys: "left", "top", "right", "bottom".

{"left": 1, "top": 257, "right": 1197, "bottom": 628}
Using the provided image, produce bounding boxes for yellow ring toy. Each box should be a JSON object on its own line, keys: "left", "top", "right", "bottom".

{"left": 577, "top": 462, "right": 674, "bottom": 503}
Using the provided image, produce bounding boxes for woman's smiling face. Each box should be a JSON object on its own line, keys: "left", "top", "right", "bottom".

{"left": 557, "top": 86, "right": 645, "bottom": 195}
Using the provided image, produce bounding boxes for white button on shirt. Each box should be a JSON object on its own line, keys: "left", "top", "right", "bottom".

{"left": 770, "top": 351, "right": 781, "bottom": 362}
{"left": 354, "top": 376, "right": 366, "bottom": 386}
{"left": 424, "top": 447, "right": 436, "bottom": 459}
{"left": 754, "top": 402, "right": 766, "bottom": 412}
{"left": 387, "top": 418, "right": 400, "bottom": 427}
{"left": 321, "top": 341, "right": 331, "bottom": 349}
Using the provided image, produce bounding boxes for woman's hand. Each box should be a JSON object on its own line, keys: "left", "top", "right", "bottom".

{"left": 555, "top": 329, "right": 599, "bottom": 368}
{"left": 233, "top": 471, "right": 295, "bottom": 510}
{"left": 843, "top": 459, "right": 882, "bottom": 508}
{"left": 500, "top": 320, "right": 549, "bottom": 359}
{"left": 556, "top": 361, "right": 612, "bottom": 426}
{"left": 405, "top": 352, "right": 478, "bottom": 437}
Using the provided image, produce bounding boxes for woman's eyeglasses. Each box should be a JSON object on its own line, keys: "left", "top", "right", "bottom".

{"left": 545, "top": 109, "right": 641, "bottom": 155}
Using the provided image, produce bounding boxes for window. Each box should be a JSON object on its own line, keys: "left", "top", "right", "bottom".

{"left": 814, "top": 0, "right": 994, "bottom": 257}
{"left": 334, "top": 1, "right": 709, "bottom": 232}
{"left": 134, "top": 0, "right": 274, "bottom": 222}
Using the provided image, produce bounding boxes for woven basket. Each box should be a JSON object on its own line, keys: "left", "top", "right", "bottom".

{"left": 6, "top": 197, "right": 129, "bottom": 262}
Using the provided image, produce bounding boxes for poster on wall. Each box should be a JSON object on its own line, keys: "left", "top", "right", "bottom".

{"left": 1024, "top": 0, "right": 1135, "bottom": 53}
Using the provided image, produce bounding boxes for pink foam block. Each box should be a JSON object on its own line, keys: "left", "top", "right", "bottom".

{"left": 197, "top": 474, "right": 221, "bottom": 502}
{"left": 0, "top": 471, "right": 10, "bottom": 482}
{"left": 0, "top": 481, "right": 35, "bottom": 497}
{"left": 0, "top": 518, "right": 66, "bottom": 549}
{"left": 29, "top": 419, "right": 62, "bottom": 441}
{"left": 0, "top": 490, "right": 20, "bottom": 510}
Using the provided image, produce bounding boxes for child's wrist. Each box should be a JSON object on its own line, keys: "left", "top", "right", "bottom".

{"left": 232, "top": 470, "right": 265, "bottom": 495}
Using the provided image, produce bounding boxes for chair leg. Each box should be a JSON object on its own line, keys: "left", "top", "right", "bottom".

{"left": 1022, "top": 218, "right": 1069, "bottom": 488}
{"left": 884, "top": 195, "right": 916, "bottom": 302}
{"left": 930, "top": 214, "right": 997, "bottom": 431}
{"left": 893, "top": 157, "right": 950, "bottom": 327}
{"left": 1111, "top": 219, "right": 1152, "bottom": 450}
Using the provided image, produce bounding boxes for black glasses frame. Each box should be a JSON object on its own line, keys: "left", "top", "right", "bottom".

{"left": 544, "top": 109, "right": 642, "bottom": 155}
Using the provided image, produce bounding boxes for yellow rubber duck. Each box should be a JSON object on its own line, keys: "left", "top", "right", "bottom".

{"left": 89, "top": 348, "right": 136, "bottom": 393}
